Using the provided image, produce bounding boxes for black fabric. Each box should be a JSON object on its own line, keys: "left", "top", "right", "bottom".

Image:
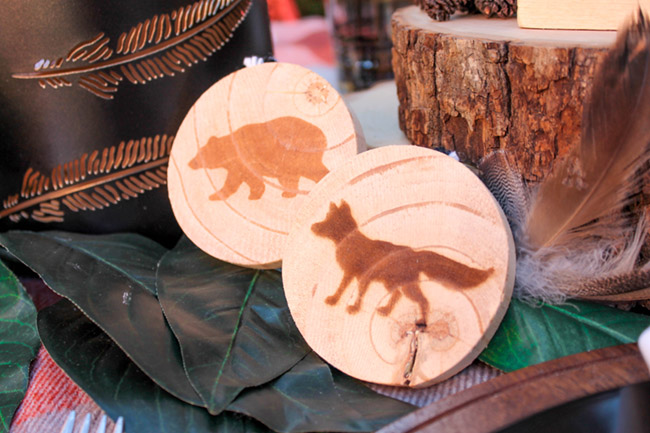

{"left": 0, "top": 0, "right": 273, "bottom": 246}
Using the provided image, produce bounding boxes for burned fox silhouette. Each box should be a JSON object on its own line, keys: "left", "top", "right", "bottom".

{"left": 311, "top": 201, "right": 494, "bottom": 324}
{"left": 189, "top": 116, "right": 329, "bottom": 200}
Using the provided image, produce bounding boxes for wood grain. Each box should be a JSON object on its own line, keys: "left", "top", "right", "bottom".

{"left": 283, "top": 145, "right": 515, "bottom": 387}
{"left": 380, "top": 344, "right": 650, "bottom": 433}
{"left": 518, "top": 0, "right": 650, "bottom": 30}
{"left": 391, "top": 6, "right": 613, "bottom": 182}
{"left": 168, "top": 62, "right": 364, "bottom": 268}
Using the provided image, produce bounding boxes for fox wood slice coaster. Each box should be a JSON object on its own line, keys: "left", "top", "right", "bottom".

{"left": 168, "top": 63, "right": 364, "bottom": 268}
{"left": 283, "top": 145, "right": 515, "bottom": 387}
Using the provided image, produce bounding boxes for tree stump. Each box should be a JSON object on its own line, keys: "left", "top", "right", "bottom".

{"left": 391, "top": 6, "right": 616, "bottom": 182}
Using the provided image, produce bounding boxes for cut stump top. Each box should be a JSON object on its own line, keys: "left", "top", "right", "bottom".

{"left": 395, "top": 6, "right": 616, "bottom": 47}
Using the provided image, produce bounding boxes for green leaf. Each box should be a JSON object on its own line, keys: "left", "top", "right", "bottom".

{"left": 0, "top": 231, "right": 203, "bottom": 406}
{"left": 479, "top": 298, "right": 650, "bottom": 372}
{"left": 228, "top": 352, "right": 416, "bottom": 433}
{"left": 0, "top": 259, "right": 39, "bottom": 433}
{"left": 157, "top": 236, "right": 311, "bottom": 414}
{"left": 38, "top": 299, "right": 271, "bottom": 433}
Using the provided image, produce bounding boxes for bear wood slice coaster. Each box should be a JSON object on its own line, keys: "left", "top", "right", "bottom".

{"left": 283, "top": 145, "right": 515, "bottom": 387}
{"left": 168, "top": 63, "right": 364, "bottom": 268}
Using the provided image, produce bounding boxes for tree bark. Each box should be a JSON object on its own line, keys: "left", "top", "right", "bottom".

{"left": 392, "top": 7, "right": 650, "bottom": 263}
{"left": 391, "top": 6, "right": 616, "bottom": 181}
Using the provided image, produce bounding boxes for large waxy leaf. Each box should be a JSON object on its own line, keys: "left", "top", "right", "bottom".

{"left": 479, "top": 298, "right": 650, "bottom": 372}
{"left": 38, "top": 299, "right": 271, "bottom": 433}
{"left": 228, "top": 352, "right": 416, "bottom": 433}
{"left": 0, "top": 231, "right": 203, "bottom": 406}
{"left": 157, "top": 236, "right": 311, "bottom": 414}
{"left": 0, "top": 259, "right": 39, "bottom": 433}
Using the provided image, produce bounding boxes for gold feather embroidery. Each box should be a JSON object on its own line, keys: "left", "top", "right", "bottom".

{"left": 12, "top": 0, "right": 252, "bottom": 99}
{"left": 480, "top": 11, "right": 650, "bottom": 303}
{"left": 0, "top": 134, "right": 174, "bottom": 224}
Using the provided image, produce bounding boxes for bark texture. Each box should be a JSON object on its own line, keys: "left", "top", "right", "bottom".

{"left": 392, "top": 8, "right": 610, "bottom": 181}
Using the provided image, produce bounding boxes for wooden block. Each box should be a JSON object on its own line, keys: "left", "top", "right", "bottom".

{"left": 283, "top": 145, "right": 515, "bottom": 387}
{"left": 168, "top": 63, "right": 364, "bottom": 268}
{"left": 518, "top": 0, "right": 650, "bottom": 30}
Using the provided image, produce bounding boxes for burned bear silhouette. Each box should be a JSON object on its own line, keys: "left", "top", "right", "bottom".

{"left": 189, "top": 116, "right": 329, "bottom": 201}
{"left": 311, "top": 201, "right": 494, "bottom": 323}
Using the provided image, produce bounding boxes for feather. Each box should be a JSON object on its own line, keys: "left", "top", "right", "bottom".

{"left": 486, "top": 12, "right": 650, "bottom": 303}
{"left": 479, "top": 150, "right": 530, "bottom": 234}
{"left": 524, "top": 12, "right": 650, "bottom": 250}
{"left": 516, "top": 214, "right": 648, "bottom": 303}
{"left": 0, "top": 134, "right": 173, "bottom": 224}
{"left": 12, "top": 0, "right": 251, "bottom": 99}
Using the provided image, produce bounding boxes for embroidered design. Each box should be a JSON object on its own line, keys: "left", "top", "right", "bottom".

{"left": 0, "top": 135, "right": 174, "bottom": 224}
{"left": 12, "top": 0, "right": 252, "bottom": 99}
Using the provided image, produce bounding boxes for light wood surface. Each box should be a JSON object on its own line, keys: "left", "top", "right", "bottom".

{"left": 391, "top": 6, "right": 612, "bottom": 182}
{"left": 518, "top": 0, "right": 649, "bottom": 30}
{"left": 167, "top": 63, "right": 364, "bottom": 268}
{"left": 283, "top": 145, "right": 515, "bottom": 387}
{"left": 380, "top": 344, "right": 650, "bottom": 433}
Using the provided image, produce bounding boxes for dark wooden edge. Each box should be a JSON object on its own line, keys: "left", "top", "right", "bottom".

{"left": 379, "top": 344, "right": 650, "bottom": 433}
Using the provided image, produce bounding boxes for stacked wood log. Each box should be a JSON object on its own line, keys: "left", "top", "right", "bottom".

{"left": 391, "top": 6, "right": 649, "bottom": 261}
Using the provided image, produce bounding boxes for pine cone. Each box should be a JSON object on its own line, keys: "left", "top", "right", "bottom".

{"left": 473, "top": 0, "right": 516, "bottom": 18}
{"left": 417, "top": 0, "right": 477, "bottom": 21}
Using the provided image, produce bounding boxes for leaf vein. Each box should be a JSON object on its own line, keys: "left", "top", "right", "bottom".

{"left": 209, "top": 270, "right": 260, "bottom": 405}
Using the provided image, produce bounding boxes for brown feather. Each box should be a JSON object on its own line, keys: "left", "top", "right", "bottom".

{"left": 525, "top": 12, "right": 650, "bottom": 250}
{"left": 479, "top": 150, "right": 530, "bottom": 233}
{"left": 575, "top": 270, "right": 650, "bottom": 301}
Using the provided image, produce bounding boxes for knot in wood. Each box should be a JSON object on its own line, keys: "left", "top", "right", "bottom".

{"left": 305, "top": 81, "right": 329, "bottom": 106}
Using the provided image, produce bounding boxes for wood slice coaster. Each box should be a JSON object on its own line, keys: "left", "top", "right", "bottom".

{"left": 283, "top": 145, "right": 515, "bottom": 387}
{"left": 392, "top": 6, "right": 615, "bottom": 181}
{"left": 167, "top": 63, "right": 364, "bottom": 268}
